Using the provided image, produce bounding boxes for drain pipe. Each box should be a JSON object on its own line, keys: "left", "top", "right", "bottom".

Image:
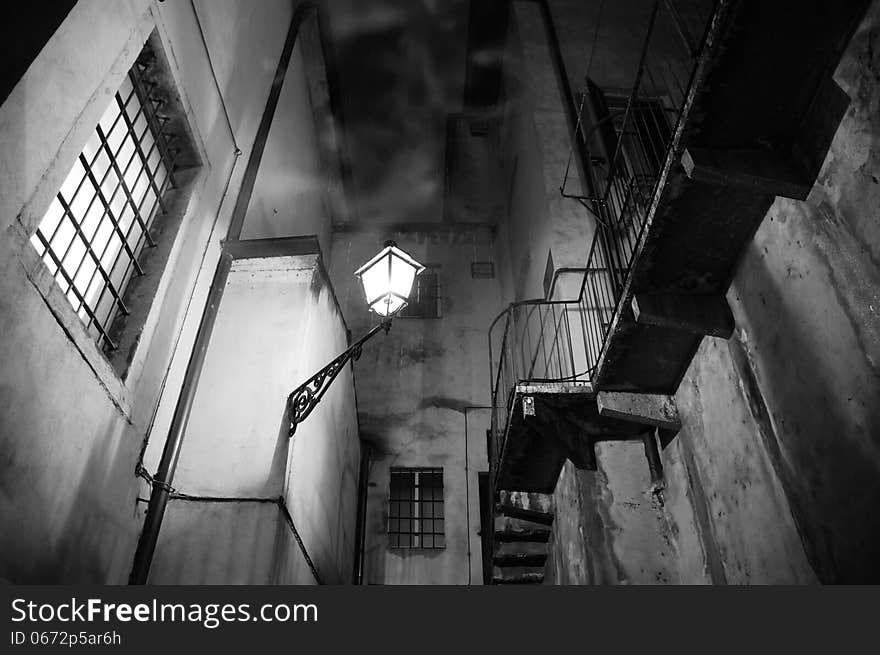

{"left": 129, "top": 3, "right": 315, "bottom": 585}
{"left": 464, "top": 406, "right": 491, "bottom": 585}
{"left": 352, "top": 443, "right": 371, "bottom": 584}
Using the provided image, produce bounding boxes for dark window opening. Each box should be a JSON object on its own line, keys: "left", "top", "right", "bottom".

{"left": 388, "top": 468, "right": 445, "bottom": 549}
{"left": 471, "top": 261, "right": 494, "bottom": 279}
{"left": 398, "top": 269, "right": 440, "bottom": 318}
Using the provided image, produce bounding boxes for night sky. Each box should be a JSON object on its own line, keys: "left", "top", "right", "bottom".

{"left": 325, "top": 0, "right": 470, "bottom": 223}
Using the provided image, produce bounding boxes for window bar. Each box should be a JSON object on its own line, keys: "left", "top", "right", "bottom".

{"left": 84, "top": 166, "right": 167, "bottom": 338}
{"left": 78, "top": 153, "right": 145, "bottom": 277}
{"left": 413, "top": 472, "right": 421, "bottom": 548}
{"left": 39, "top": 85, "right": 141, "bottom": 251}
{"left": 75, "top": 141, "right": 161, "bottom": 330}
{"left": 34, "top": 231, "right": 118, "bottom": 351}
{"left": 54, "top": 194, "right": 130, "bottom": 317}
{"left": 95, "top": 124, "right": 157, "bottom": 248}
{"left": 41, "top": 171, "right": 88, "bottom": 258}
{"left": 128, "top": 68, "right": 178, "bottom": 188}
{"left": 115, "top": 92, "right": 171, "bottom": 214}
{"left": 53, "top": 93, "right": 149, "bottom": 266}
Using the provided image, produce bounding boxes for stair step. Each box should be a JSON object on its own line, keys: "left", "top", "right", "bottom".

{"left": 493, "top": 552, "right": 547, "bottom": 568}
{"left": 492, "top": 566, "right": 545, "bottom": 584}
{"left": 497, "top": 490, "right": 554, "bottom": 525}
{"left": 494, "top": 540, "right": 548, "bottom": 557}
{"left": 496, "top": 503, "right": 554, "bottom": 526}
{"left": 494, "top": 515, "right": 551, "bottom": 543}
{"left": 498, "top": 490, "right": 553, "bottom": 515}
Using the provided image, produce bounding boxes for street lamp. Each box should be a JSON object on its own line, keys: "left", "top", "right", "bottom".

{"left": 286, "top": 241, "right": 424, "bottom": 435}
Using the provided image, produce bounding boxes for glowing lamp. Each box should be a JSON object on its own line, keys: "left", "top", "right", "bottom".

{"left": 354, "top": 240, "right": 425, "bottom": 317}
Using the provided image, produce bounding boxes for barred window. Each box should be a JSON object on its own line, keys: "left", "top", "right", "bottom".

{"left": 30, "top": 48, "right": 180, "bottom": 354}
{"left": 389, "top": 468, "right": 445, "bottom": 549}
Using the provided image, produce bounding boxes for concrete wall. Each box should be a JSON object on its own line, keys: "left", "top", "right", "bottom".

{"left": 546, "top": 443, "right": 679, "bottom": 585}
{"left": 329, "top": 225, "right": 498, "bottom": 584}
{"left": 0, "top": 0, "right": 353, "bottom": 583}
{"left": 149, "top": 255, "right": 359, "bottom": 585}
{"left": 668, "top": 2, "right": 880, "bottom": 583}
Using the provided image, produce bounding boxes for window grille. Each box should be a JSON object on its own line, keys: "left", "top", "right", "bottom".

{"left": 30, "top": 59, "right": 178, "bottom": 353}
{"left": 389, "top": 468, "right": 445, "bottom": 549}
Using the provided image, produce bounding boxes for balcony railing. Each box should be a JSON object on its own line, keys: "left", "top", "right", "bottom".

{"left": 489, "top": 0, "right": 719, "bottom": 482}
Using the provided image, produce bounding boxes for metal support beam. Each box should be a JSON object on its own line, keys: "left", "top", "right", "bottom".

{"left": 681, "top": 146, "right": 812, "bottom": 200}
{"left": 632, "top": 293, "right": 734, "bottom": 339}
{"left": 643, "top": 431, "right": 664, "bottom": 484}
{"left": 597, "top": 391, "right": 681, "bottom": 432}
{"left": 287, "top": 319, "right": 390, "bottom": 436}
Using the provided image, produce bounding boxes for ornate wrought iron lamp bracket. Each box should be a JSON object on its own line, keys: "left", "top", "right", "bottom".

{"left": 287, "top": 319, "right": 392, "bottom": 436}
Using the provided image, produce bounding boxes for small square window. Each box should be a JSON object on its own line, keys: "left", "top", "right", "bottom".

{"left": 388, "top": 468, "right": 445, "bottom": 549}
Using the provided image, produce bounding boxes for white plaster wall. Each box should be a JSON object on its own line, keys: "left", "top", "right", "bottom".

{"left": 286, "top": 263, "right": 361, "bottom": 585}
{"left": 149, "top": 500, "right": 315, "bottom": 585}
{"left": 240, "top": 14, "right": 335, "bottom": 258}
{"left": 0, "top": 0, "right": 310, "bottom": 583}
{"left": 149, "top": 256, "right": 359, "bottom": 585}
{"left": 171, "top": 257, "right": 316, "bottom": 498}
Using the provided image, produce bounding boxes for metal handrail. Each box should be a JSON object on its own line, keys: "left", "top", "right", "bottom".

{"left": 489, "top": 0, "right": 719, "bottom": 484}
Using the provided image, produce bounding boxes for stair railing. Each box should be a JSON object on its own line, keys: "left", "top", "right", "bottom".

{"left": 489, "top": 0, "right": 719, "bottom": 482}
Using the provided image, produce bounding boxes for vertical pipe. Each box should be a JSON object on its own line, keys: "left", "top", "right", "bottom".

{"left": 464, "top": 407, "right": 492, "bottom": 585}
{"left": 128, "top": 251, "right": 233, "bottom": 584}
{"left": 353, "top": 444, "right": 371, "bottom": 584}
{"left": 128, "top": 4, "right": 314, "bottom": 585}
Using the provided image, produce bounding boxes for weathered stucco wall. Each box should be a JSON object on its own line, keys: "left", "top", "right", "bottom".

{"left": 148, "top": 500, "right": 315, "bottom": 585}
{"left": 0, "top": 0, "right": 347, "bottom": 583}
{"left": 149, "top": 255, "right": 359, "bottom": 585}
{"left": 547, "top": 442, "right": 679, "bottom": 585}
{"left": 667, "top": 339, "right": 818, "bottom": 584}
{"left": 678, "top": 3, "right": 880, "bottom": 583}
{"left": 329, "top": 226, "right": 498, "bottom": 584}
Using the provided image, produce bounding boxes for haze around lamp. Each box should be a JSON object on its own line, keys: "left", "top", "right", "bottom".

{"left": 354, "top": 241, "right": 425, "bottom": 317}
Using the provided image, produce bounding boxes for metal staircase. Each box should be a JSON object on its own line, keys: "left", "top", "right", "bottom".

{"left": 491, "top": 491, "right": 553, "bottom": 585}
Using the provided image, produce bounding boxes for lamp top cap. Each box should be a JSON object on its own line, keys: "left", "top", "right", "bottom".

{"left": 384, "top": 239, "right": 397, "bottom": 247}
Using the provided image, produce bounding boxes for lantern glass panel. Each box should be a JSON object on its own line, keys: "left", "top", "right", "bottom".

{"left": 359, "top": 252, "right": 391, "bottom": 305}
{"left": 354, "top": 243, "right": 424, "bottom": 317}
{"left": 390, "top": 252, "right": 417, "bottom": 300}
